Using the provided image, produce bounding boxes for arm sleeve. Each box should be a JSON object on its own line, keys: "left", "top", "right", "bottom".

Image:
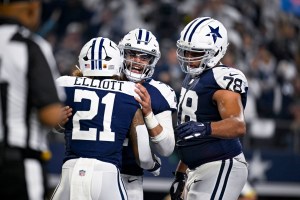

{"left": 135, "top": 124, "right": 156, "bottom": 170}
{"left": 150, "top": 110, "right": 175, "bottom": 156}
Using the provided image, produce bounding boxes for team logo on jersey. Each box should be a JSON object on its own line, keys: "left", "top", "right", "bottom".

{"left": 206, "top": 25, "right": 222, "bottom": 43}
{"left": 79, "top": 170, "right": 86, "bottom": 176}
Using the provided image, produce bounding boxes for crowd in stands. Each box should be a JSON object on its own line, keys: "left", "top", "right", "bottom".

{"left": 41, "top": 0, "right": 300, "bottom": 152}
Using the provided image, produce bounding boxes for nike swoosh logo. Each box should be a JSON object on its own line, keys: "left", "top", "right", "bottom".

{"left": 229, "top": 73, "right": 239, "bottom": 76}
{"left": 128, "top": 179, "right": 138, "bottom": 183}
{"left": 194, "top": 179, "right": 202, "bottom": 183}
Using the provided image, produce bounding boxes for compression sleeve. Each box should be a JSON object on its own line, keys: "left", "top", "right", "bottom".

{"left": 150, "top": 110, "right": 175, "bottom": 156}
{"left": 136, "top": 125, "right": 155, "bottom": 170}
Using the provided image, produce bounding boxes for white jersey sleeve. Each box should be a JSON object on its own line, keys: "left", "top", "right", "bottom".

{"left": 148, "top": 80, "right": 177, "bottom": 157}
{"left": 151, "top": 110, "right": 175, "bottom": 156}
{"left": 212, "top": 67, "right": 248, "bottom": 94}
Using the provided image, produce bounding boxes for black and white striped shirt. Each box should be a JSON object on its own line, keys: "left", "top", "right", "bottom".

{"left": 0, "top": 17, "right": 65, "bottom": 153}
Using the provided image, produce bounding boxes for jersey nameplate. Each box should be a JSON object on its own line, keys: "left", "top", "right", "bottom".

{"left": 74, "top": 77, "right": 124, "bottom": 91}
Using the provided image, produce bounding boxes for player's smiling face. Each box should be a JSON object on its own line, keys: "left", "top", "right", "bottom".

{"left": 124, "top": 50, "right": 153, "bottom": 74}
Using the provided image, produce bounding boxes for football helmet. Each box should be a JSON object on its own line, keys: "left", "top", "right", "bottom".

{"left": 118, "top": 28, "right": 161, "bottom": 82}
{"left": 78, "top": 37, "right": 121, "bottom": 77}
{"left": 177, "top": 17, "right": 228, "bottom": 75}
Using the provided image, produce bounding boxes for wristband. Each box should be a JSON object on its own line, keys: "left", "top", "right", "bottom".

{"left": 144, "top": 111, "right": 159, "bottom": 129}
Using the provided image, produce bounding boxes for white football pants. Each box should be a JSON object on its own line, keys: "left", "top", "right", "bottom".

{"left": 184, "top": 153, "right": 248, "bottom": 200}
{"left": 121, "top": 174, "right": 143, "bottom": 200}
{"left": 51, "top": 158, "right": 128, "bottom": 200}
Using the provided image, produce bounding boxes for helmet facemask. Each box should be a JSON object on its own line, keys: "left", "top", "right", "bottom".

{"left": 176, "top": 45, "right": 215, "bottom": 75}
{"left": 118, "top": 28, "right": 161, "bottom": 82}
{"left": 123, "top": 49, "right": 156, "bottom": 82}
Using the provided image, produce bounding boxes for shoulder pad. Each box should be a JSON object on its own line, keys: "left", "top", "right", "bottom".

{"left": 148, "top": 79, "right": 177, "bottom": 109}
{"left": 212, "top": 67, "right": 248, "bottom": 93}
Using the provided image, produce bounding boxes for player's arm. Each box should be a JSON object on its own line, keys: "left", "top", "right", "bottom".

{"left": 176, "top": 69, "right": 247, "bottom": 140}
{"left": 210, "top": 68, "right": 247, "bottom": 138}
{"left": 134, "top": 83, "right": 175, "bottom": 156}
{"left": 52, "top": 106, "right": 73, "bottom": 133}
{"left": 148, "top": 110, "right": 175, "bottom": 156}
{"left": 176, "top": 90, "right": 246, "bottom": 140}
{"left": 129, "top": 108, "right": 161, "bottom": 172}
{"left": 39, "top": 104, "right": 64, "bottom": 127}
{"left": 210, "top": 89, "right": 246, "bottom": 138}
{"left": 174, "top": 160, "right": 188, "bottom": 173}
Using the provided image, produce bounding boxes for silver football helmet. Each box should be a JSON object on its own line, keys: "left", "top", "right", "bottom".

{"left": 118, "top": 28, "right": 161, "bottom": 82}
{"left": 177, "top": 17, "right": 228, "bottom": 75}
{"left": 78, "top": 37, "right": 122, "bottom": 77}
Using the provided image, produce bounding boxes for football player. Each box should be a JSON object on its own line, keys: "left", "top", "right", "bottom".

{"left": 118, "top": 28, "right": 177, "bottom": 200}
{"left": 51, "top": 37, "right": 159, "bottom": 200}
{"left": 170, "top": 17, "right": 248, "bottom": 200}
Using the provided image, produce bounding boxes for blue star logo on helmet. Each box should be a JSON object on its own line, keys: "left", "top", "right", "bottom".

{"left": 206, "top": 25, "right": 222, "bottom": 43}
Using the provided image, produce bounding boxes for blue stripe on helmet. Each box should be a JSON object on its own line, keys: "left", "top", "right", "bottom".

{"left": 188, "top": 17, "right": 211, "bottom": 42}
{"left": 137, "top": 29, "right": 142, "bottom": 44}
{"left": 98, "top": 38, "right": 104, "bottom": 70}
{"left": 145, "top": 31, "right": 150, "bottom": 44}
{"left": 183, "top": 18, "right": 198, "bottom": 41}
{"left": 91, "top": 39, "right": 96, "bottom": 70}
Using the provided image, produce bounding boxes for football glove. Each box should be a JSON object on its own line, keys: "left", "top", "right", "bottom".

{"left": 176, "top": 121, "right": 211, "bottom": 140}
{"left": 147, "top": 154, "right": 161, "bottom": 176}
{"left": 170, "top": 171, "right": 186, "bottom": 200}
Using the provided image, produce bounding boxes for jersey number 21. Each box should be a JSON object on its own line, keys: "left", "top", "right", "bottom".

{"left": 72, "top": 89, "right": 115, "bottom": 142}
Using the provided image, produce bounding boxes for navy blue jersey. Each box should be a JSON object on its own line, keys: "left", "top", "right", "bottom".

{"left": 176, "top": 66, "right": 248, "bottom": 169}
{"left": 121, "top": 79, "right": 177, "bottom": 176}
{"left": 56, "top": 76, "right": 140, "bottom": 168}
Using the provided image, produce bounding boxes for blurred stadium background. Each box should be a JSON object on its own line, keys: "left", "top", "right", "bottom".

{"left": 44, "top": 0, "right": 300, "bottom": 199}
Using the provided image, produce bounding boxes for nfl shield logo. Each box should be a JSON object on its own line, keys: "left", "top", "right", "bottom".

{"left": 79, "top": 170, "right": 86, "bottom": 176}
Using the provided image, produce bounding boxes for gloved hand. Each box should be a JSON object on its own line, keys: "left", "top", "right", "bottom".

{"left": 147, "top": 154, "right": 161, "bottom": 176}
{"left": 169, "top": 171, "right": 186, "bottom": 200}
{"left": 176, "top": 121, "right": 211, "bottom": 140}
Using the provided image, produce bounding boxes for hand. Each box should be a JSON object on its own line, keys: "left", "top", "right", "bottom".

{"left": 60, "top": 106, "right": 73, "bottom": 125}
{"left": 170, "top": 171, "right": 186, "bottom": 200}
{"left": 176, "top": 121, "right": 211, "bottom": 140}
{"left": 54, "top": 106, "right": 73, "bottom": 133}
{"left": 134, "top": 83, "right": 152, "bottom": 117}
{"left": 147, "top": 154, "right": 161, "bottom": 176}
